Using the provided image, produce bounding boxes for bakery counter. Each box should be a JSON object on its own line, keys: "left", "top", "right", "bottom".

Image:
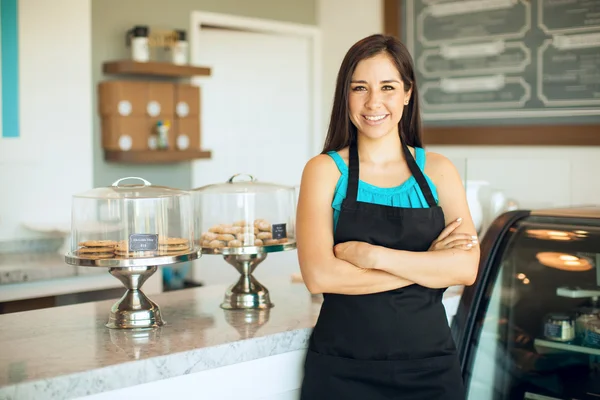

{"left": 0, "top": 253, "right": 161, "bottom": 304}
{"left": 0, "top": 278, "right": 464, "bottom": 400}
{"left": 0, "top": 253, "right": 78, "bottom": 285}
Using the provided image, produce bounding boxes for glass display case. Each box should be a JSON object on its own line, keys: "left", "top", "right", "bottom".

{"left": 190, "top": 174, "right": 297, "bottom": 310}
{"left": 453, "top": 207, "right": 600, "bottom": 400}
{"left": 69, "top": 177, "right": 194, "bottom": 257}
{"left": 65, "top": 177, "right": 200, "bottom": 329}
{"left": 192, "top": 174, "right": 296, "bottom": 251}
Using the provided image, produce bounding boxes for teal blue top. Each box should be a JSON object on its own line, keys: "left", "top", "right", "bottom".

{"left": 327, "top": 147, "right": 439, "bottom": 229}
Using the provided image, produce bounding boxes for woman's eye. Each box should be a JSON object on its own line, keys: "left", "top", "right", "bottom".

{"left": 382, "top": 85, "right": 394, "bottom": 91}
{"left": 351, "top": 86, "right": 366, "bottom": 91}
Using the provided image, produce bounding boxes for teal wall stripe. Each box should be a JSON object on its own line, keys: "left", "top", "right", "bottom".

{"left": 1, "top": 0, "right": 19, "bottom": 138}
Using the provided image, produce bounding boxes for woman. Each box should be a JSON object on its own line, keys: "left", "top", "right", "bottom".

{"left": 296, "top": 34, "right": 480, "bottom": 399}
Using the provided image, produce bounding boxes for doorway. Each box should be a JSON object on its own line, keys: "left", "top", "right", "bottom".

{"left": 189, "top": 12, "right": 321, "bottom": 286}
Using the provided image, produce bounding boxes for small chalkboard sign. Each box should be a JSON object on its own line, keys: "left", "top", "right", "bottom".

{"left": 129, "top": 234, "right": 159, "bottom": 251}
{"left": 272, "top": 224, "right": 287, "bottom": 240}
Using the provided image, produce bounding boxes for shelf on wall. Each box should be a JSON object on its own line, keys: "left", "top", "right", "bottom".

{"left": 105, "top": 149, "right": 212, "bottom": 164}
{"left": 103, "top": 60, "right": 211, "bottom": 78}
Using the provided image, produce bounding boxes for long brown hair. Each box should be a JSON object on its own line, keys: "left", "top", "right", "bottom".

{"left": 322, "top": 34, "right": 423, "bottom": 153}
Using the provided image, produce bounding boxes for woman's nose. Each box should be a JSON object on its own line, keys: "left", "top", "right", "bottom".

{"left": 365, "top": 91, "right": 383, "bottom": 109}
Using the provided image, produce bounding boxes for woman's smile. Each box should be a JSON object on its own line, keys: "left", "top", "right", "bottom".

{"left": 362, "top": 114, "right": 389, "bottom": 125}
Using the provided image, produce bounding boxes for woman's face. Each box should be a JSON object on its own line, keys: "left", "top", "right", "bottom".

{"left": 348, "top": 52, "right": 411, "bottom": 140}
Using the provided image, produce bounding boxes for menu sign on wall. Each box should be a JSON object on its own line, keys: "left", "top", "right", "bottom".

{"left": 405, "top": 0, "right": 600, "bottom": 122}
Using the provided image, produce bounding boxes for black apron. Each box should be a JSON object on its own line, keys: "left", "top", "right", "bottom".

{"left": 300, "top": 139, "right": 465, "bottom": 400}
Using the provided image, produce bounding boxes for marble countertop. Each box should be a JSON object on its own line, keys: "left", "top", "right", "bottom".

{"left": 0, "top": 277, "right": 463, "bottom": 400}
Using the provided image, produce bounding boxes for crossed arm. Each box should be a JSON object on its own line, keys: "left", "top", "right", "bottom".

{"left": 296, "top": 152, "right": 480, "bottom": 295}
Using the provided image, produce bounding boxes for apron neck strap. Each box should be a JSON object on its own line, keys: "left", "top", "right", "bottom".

{"left": 401, "top": 137, "right": 437, "bottom": 208}
{"left": 346, "top": 139, "right": 360, "bottom": 204}
{"left": 347, "top": 135, "right": 438, "bottom": 208}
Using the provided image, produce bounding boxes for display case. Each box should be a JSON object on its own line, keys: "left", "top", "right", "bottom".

{"left": 65, "top": 177, "right": 200, "bottom": 329}
{"left": 191, "top": 174, "right": 297, "bottom": 310}
{"left": 453, "top": 207, "right": 600, "bottom": 400}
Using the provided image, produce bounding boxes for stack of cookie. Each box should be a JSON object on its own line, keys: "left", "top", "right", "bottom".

{"left": 158, "top": 237, "right": 190, "bottom": 256}
{"left": 77, "top": 240, "right": 117, "bottom": 259}
{"left": 76, "top": 237, "right": 191, "bottom": 259}
{"left": 200, "top": 219, "right": 286, "bottom": 249}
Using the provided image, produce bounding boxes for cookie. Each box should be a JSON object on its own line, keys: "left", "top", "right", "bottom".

{"left": 209, "top": 225, "right": 224, "bottom": 234}
{"left": 208, "top": 240, "right": 226, "bottom": 248}
{"left": 158, "top": 237, "right": 188, "bottom": 246}
{"left": 257, "top": 232, "right": 272, "bottom": 240}
{"left": 114, "top": 240, "right": 129, "bottom": 252}
{"left": 237, "top": 233, "right": 255, "bottom": 243}
{"left": 202, "top": 232, "right": 218, "bottom": 241}
{"left": 216, "top": 233, "right": 235, "bottom": 242}
{"left": 77, "top": 246, "right": 115, "bottom": 253}
{"left": 79, "top": 253, "right": 115, "bottom": 260}
{"left": 229, "top": 226, "right": 243, "bottom": 235}
{"left": 78, "top": 240, "right": 117, "bottom": 248}
{"left": 158, "top": 243, "right": 191, "bottom": 255}
{"left": 159, "top": 243, "right": 189, "bottom": 251}
{"left": 256, "top": 221, "right": 271, "bottom": 232}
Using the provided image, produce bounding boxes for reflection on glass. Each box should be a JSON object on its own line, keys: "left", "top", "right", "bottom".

{"left": 466, "top": 219, "right": 600, "bottom": 400}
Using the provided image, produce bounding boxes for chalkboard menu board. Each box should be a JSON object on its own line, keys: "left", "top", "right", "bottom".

{"left": 404, "top": 0, "right": 600, "bottom": 123}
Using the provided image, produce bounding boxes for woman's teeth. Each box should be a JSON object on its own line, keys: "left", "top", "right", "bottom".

{"left": 364, "top": 115, "right": 387, "bottom": 121}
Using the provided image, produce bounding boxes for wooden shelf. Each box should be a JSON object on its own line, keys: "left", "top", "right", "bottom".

{"left": 103, "top": 60, "right": 211, "bottom": 78}
{"left": 104, "top": 149, "right": 212, "bottom": 164}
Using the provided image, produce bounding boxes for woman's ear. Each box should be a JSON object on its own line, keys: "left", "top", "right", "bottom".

{"left": 406, "top": 84, "right": 413, "bottom": 101}
{"left": 404, "top": 89, "right": 413, "bottom": 105}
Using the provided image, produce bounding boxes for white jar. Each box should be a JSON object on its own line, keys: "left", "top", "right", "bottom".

{"left": 130, "top": 25, "right": 149, "bottom": 63}
{"left": 172, "top": 30, "right": 188, "bottom": 65}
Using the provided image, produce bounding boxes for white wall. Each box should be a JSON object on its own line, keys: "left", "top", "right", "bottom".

{"left": 318, "top": 0, "right": 383, "bottom": 140}
{"left": 0, "top": 0, "right": 93, "bottom": 240}
{"left": 318, "top": 0, "right": 600, "bottom": 214}
{"left": 428, "top": 145, "right": 600, "bottom": 211}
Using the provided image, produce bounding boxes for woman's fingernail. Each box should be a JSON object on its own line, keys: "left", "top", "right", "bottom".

{"left": 472, "top": 235, "right": 477, "bottom": 239}
{"left": 472, "top": 240, "right": 478, "bottom": 244}
{"left": 467, "top": 243, "right": 473, "bottom": 248}
{"left": 456, "top": 217, "right": 462, "bottom": 222}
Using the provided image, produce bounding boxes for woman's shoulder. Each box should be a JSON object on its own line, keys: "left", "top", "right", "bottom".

{"left": 423, "top": 150, "right": 461, "bottom": 187}
{"left": 302, "top": 150, "right": 346, "bottom": 177}
{"left": 300, "top": 153, "right": 344, "bottom": 195}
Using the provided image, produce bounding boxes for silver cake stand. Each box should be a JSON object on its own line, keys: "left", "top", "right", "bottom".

{"left": 65, "top": 250, "right": 201, "bottom": 329}
{"left": 202, "top": 241, "right": 296, "bottom": 310}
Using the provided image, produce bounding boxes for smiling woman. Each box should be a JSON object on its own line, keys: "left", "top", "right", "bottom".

{"left": 0, "top": 0, "right": 19, "bottom": 138}
{"left": 296, "top": 34, "right": 479, "bottom": 400}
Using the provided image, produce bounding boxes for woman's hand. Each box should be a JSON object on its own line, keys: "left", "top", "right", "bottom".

{"left": 429, "top": 217, "right": 478, "bottom": 252}
{"left": 333, "top": 241, "right": 376, "bottom": 269}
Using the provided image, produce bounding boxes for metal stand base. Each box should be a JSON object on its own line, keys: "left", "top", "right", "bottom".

{"left": 221, "top": 253, "right": 274, "bottom": 310}
{"left": 65, "top": 250, "right": 200, "bottom": 330}
{"left": 107, "top": 265, "right": 165, "bottom": 329}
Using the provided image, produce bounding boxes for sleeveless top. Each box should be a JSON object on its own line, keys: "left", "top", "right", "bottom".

{"left": 327, "top": 147, "right": 439, "bottom": 229}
